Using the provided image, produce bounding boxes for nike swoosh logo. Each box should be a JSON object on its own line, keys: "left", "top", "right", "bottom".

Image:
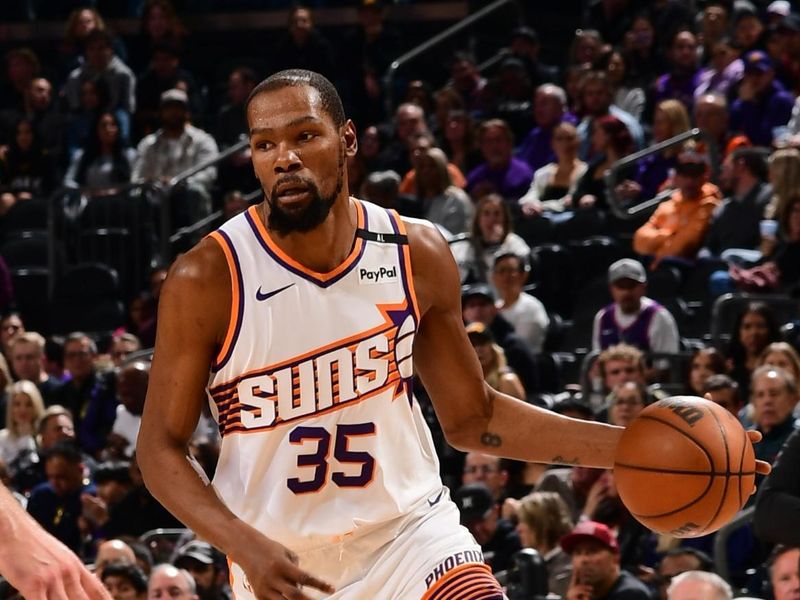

{"left": 428, "top": 489, "right": 444, "bottom": 507}
{"left": 255, "top": 283, "right": 295, "bottom": 301}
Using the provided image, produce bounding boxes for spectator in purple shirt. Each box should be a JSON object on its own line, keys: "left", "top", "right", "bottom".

{"left": 516, "top": 84, "right": 575, "bottom": 173}
{"left": 466, "top": 119, "right": 534, "bottom": 203}
{"left": 730, "top": 50, "right": 795, "bottom": 146}
{"left": 650, "top": 29, "right": 702, "bottom": 117}
{"left": 694, "top": 36, "right": 744, "bottom": 100}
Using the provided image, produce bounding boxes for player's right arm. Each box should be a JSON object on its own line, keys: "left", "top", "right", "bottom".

{"left": 137, "top": 238, "right": 333, "bottom": 600}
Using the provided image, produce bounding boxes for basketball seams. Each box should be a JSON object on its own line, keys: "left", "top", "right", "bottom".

{"left": 625, "top": 415, "right": 715, "bottom": 472}
{"left": 701, "top": 407, "right": 731, "bottom": 533}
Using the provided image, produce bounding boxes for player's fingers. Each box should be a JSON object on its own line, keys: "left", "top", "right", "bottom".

{"left": 79, "top": 567, "right": 113, "bottom": 600}
{"left": 46, "top": 578, "right": 71, "bottom": 600}
{"left": 285, "top": 566, "right": 335, "bottom": 594}
{"left": 61, "top": 569, "right": 91, "bottom": 600}
{"left": 755, "top": 459, "right": 772, "bottom": 476}
{"left": 277, "top": 581, "right": 316, "bottom": 600}
{"left": 746, "top": 430, "right": 763, "bottom": 444}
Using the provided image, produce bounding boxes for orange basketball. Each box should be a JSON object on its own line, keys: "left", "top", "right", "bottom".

{"left": 613, "top": 396, "right": 756, "bottom": 538}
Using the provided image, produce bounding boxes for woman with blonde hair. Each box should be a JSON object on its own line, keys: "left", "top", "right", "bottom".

{"left": 0, "top": 380, "right": 44, "bottom": 465}
{"left": 616, "top": 99, "right": 692, "bottom": 203}
{"left": 766, "top": 148, "right": 800, "bottom": 221}
{"left": 759, "top": 342, "right": 800, "bottom": 383}
{"left": 466, "top": 323, "right": 525, "bottom": 399}
{"left": 515, "top": 491, "right": 574, "bottom": 598}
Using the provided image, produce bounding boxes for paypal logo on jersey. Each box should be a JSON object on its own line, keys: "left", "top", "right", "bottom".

{"left": 358, "top": 265, "right": 398, "bottom": 285}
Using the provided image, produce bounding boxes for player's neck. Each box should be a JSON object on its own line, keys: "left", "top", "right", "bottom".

{"left": 263, "top": 196, "right": 358, "bottom": 273}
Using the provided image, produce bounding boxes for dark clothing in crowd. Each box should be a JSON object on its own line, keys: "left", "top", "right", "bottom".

{"left": 27, "top": 482, "right": 96, "bottom": 554}
{"left": 483, "top": 517, "right": 522, "bottom": 573}
{"left": 704, "top": 182, "right": 773, "bottom": 256}
{"left": 754, "top": 428, "right": 800, "bottom": 546}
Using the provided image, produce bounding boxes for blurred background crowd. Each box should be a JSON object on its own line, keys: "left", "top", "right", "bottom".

{"left": 1, "top": 0, "right": 800, "bottom": 598}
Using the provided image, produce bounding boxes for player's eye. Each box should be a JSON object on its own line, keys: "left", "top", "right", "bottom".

{"left": 298, "top": 131, "right": 316, "bottom": 142}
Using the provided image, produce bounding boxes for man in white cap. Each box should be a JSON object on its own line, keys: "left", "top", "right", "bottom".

{"left": 133, "top": 88, "right": 219, "bottom": 234}
{"left": 591, "top": 258, "right": 679, "bottom": 355}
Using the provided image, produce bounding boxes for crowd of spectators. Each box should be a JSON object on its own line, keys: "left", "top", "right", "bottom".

{"left": 3, "top": 0, "right": 800, "bottom": 599}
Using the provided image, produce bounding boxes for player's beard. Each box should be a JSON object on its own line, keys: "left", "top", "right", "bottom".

{"left": 265, "top": 145, "right": 345, "bottom": 236}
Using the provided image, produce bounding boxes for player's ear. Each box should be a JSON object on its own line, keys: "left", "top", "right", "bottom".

{"left": 343, "top": 120, "right": 358, "bottom": 158}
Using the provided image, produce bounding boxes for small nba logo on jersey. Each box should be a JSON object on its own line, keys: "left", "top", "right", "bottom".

{"left": 358, "top": 265, "right": 399, "bottom": 285}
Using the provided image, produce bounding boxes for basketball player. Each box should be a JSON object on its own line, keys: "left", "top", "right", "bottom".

{"left": 137, "top": 70, "right": 769, "bottom": 600}
{"left": 0, "top": 484, "right": 111, "bottom": 599}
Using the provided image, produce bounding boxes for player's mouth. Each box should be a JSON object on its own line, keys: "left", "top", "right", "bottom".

{"left": 275, "top": 182, "right": 312, "bottom": 204}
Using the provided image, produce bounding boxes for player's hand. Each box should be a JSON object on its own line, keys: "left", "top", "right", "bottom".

{"left": 746, "top": 430, "right": 772, "bottom": 477}
{"left": 0, "top": 520, "right": 112, "bottom": 600}
{"left": 234, "top": 535, "right": 335, "bottom": 600}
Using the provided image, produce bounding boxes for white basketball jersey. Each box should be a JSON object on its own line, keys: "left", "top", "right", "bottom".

{"left": 206, "top": 200, "right": 443, "bottom": 554}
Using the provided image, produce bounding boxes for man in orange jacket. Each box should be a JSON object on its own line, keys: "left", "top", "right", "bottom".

{"left": 633, "top": 151, "right": 722, "bottom": 267}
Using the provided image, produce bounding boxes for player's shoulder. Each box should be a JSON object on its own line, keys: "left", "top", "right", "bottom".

{"left": 164, "top": 236, "right": 229, "bottom": 297}
{"left": 401, "top": 216, "right": 451, "bottom": 257}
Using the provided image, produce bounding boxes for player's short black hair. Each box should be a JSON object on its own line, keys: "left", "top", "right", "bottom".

{"left": 246, "top": 69, "right": 346, "bottom": 128}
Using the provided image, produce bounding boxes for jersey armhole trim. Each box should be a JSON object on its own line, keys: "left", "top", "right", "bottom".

{"left": 208, "top": 230, "right": 244, "bottom": 372}
{"left": 388, "top": 210, "right": 421, "bottom": 323}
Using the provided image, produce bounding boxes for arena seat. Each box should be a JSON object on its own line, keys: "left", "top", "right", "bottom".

{"left": 710, "top": 293, "right": 800, "bottom": 350}
{"left": 49, "top": 263, "right": 126, "bottom": 335}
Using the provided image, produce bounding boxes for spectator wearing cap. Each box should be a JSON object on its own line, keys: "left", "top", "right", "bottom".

{"left": 466, "top": 119, "right": 534, "bottom": 203}
{"left": 768, "top": 1, "right": 792, "bottom": 25}
{"left": 730, "top": 50, "right": 795, "bottom": 146}
{"left": 491, "top": 253, "right": 549, "bottom": 354}
{"left": 633, "top": 152, "right": 722, "bottom": 266}
{"left": 454, "top": 482, "right": 522, "bottom": 573}
{"left": 650, "top": 29, "right": 702, "bottom": 116}
{"left": 701, "top": 147, "right": 772, "bottom": 263}
{"left": 100, "top": 560, "right": 147, "bottom": 600}
{"left": 517, "top": 84, "right": 578, "bottom": 175}
{"left": 134, "top": 39, "right": 200, "bottom": 139}
{"left": 133, "top": 88, "right": 219, "bottom": 233}
{"left": 466, "top": 322, "right": 526, "bottom": 399}
{"left": 174, "top": 540, "right": 231, "bottom": 600}
{"left": 508, "top": 27, "right": 560, "bottom": 89}
{"left": 462, "top": 283, "right": 537, "bottom": 395}
{"left": 63, "top": 30, "right": 136, "bottom": 117}
{"left": 561, "top": 520, "right": 652, "bottom": 599}
{"left": 592, "top": 259, "right": 679, "bottom": 355}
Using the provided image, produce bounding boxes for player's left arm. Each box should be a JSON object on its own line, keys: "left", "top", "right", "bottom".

{"left": 406, "top": 220, "right": 623, "bottom": 468}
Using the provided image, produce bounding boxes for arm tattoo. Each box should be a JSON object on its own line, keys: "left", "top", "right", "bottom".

{"left": 551, "top": 455, "right": 581, "bottom": 465}
{"left": 480, "top": 431, "right": 502, "bottom": 447}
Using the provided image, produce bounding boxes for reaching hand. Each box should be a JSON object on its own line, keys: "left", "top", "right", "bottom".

{"left": 234, "top": 535, "right": 335, "bottom": 600}
{"left": 0, "top": 487, "right": 111, "bottom": 600}
{"left": 747, "top": 430, "right": 773, "bottom": 479}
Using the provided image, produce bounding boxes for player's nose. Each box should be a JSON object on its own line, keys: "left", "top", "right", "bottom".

{"left": 274, "top": 142, "right": 302, "bottom": 172}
